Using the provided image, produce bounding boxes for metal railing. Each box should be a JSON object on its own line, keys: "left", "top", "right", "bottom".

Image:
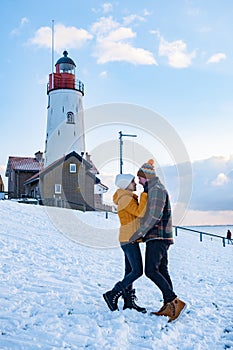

{"left": 173, "top": 226, "right": 232, "bottom": 247}
{"left": 47, "top": 79, "right": 84, "bottom": 95}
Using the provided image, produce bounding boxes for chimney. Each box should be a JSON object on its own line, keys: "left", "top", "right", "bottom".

{"left": 35, "top": 151, "right": 43, "bottom": 162}
{"left": 85, "top": 152, "right": 91, "bottom": 162}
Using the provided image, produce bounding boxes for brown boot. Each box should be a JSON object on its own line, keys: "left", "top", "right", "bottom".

{"left": 167, "top": 297, "right": 186, "bottom": 323}
{"left": 151, "top": 298, "right": 186, "bottom": 322}
{"left": 150, "top": 303, "right": 169, "bottom": 316}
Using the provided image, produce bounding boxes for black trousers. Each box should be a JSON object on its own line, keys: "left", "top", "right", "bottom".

{"left": 120, "top": 242, "right": 143, "bottom": 291}
{"left": 145, "top": 240, "right": 177, "bottom": 304}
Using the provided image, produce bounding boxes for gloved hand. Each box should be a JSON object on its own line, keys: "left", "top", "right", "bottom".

{"left": 143, "top": 182, "right": 148, "bottom": 193}
{"left": 129, "top": 231, "right": 143, "bottom": 243}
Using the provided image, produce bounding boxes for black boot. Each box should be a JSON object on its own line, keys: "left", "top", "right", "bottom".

{"left": 123, "top": 289, "right": 147, "bottom": 313}
{"left": 103, "top": 282, "right": 124, "bottom": 311}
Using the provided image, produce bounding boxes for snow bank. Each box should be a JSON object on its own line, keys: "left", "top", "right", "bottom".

{"left": 0, "top": 200, "right": 233, "bottom": 349}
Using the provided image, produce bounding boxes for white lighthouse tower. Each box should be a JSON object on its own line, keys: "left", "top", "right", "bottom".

{"left": 44, "top": 50, "right": 85, "bottom": 167}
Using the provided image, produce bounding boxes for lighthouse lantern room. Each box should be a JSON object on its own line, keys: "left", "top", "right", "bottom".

{"left": 44, "top": 50, "right": 85, "bottom": 167}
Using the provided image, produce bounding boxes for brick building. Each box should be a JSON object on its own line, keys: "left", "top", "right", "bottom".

{"left": 5, "top": 152, "right": 44, "bottom": 199}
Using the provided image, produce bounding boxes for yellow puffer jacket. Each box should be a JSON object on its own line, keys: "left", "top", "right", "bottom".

{"left": 113, "top": 189, "right": 147, "bottom": 243}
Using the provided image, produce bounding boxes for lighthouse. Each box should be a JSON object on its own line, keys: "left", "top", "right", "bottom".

{"left": 44, "top": 50, "right": 85, "bottom": 167}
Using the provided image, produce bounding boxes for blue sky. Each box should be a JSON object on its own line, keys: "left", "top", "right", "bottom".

{"left": 1, "top": 0, "right": 233, "bottom": 222}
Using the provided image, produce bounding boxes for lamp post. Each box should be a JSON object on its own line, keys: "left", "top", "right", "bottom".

{"left": 119, "top": 131, "right": 137, "bottom": 174}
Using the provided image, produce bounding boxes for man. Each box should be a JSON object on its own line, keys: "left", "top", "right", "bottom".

{"left": 129, "top": 159, "right": 186, "bottom": 323}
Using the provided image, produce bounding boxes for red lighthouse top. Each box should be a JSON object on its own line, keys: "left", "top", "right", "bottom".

{"left": 48, "top": 50, "right": 84, "bottom": 95}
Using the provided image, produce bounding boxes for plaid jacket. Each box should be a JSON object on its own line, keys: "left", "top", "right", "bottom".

{"left": 139, "top": 176, "right": 173, "bottom": 243}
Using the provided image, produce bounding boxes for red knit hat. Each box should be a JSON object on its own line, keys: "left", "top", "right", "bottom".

{"left": 137, "top": 159, "right": 156, "bottom": 179}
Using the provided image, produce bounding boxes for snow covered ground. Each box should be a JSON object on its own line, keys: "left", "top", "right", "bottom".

{"left": 0, "top": 200, "right": 233, "bottom": 350}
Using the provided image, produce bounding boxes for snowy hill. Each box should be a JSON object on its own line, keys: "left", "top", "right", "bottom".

{"left": 0, "top": 201, "right": 233, "bottom": 350}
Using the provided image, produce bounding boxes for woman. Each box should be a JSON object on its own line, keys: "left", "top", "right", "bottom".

{"left": 103, "top": 173, "right": 147, "bottom": 313}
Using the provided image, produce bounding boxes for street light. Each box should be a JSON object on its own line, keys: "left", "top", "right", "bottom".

{"left": 119, "top": 131, "right": 137, "bottom": 174}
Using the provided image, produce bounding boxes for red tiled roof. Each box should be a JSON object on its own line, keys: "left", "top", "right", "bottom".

{"left": 5, "top": 157, "right": 44, "bottom": 176}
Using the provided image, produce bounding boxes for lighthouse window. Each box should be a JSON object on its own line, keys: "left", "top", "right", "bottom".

{"left": 70, "top": 164, "right": 76, "bottom": 173}
{"left": 67, "top": 111, "right": 75, "bottom": 124}
{"left": 55, "top": 184, "right": 62, "bottom": 194}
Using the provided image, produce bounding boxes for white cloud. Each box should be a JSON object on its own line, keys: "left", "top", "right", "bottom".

{"left": 163, "top": 155, "right": 233, "bottom": 212}
{"left": 158, "top": 37, "right": 196, "bottom": 68}
{"left": 95, "top": 40, "right": 156, "bottom": 65}
{"left": 91, "top": 16, "right": 157, "bottom": 65}
{"left": 211, "top": 173, "right": 229, "bottom": 187}
{"left": 123, "top": 14, "right": 146, "bottom": 25}
{"left": 91, "top": 16, "right": 119, "bottom": 36}
{"left": 28, "top": 26, "right": 50, "bottom": 48}
{"left": 102, "top": 3, "right": 113, "bottom": 13}
{"left": 191, "top": 157, "right": 233, "bottom": 210}
{"left": 207, "top": 53, "right": 226, "bottom": 64}
{"left": 99, "top": 71, "right": 108, "bottom": 78}
{"left": 150, "top": 30, "right": 160, "bottom": 36}
{"left": 28, "top": 16, "right": 156, "bottom": 66}
{"left": 143, "top": 9, "right": 152, "bottom": 16}
{"left": 91, "top": 3, "right": 113, "bottom": 14}
{"left": 106, "top": 27, "right": 136, "bottom": 41}
{"left": 122, "top": 9, "right": 150, "bottom": 27}
{"left": 21, "top": 17, "right": 29, "bottom": 25}
{"left": 10, "top": 17, "right": 29, "bottom": 36}
{"left": 28, "top": 24, "right": 93, "bottom": 52}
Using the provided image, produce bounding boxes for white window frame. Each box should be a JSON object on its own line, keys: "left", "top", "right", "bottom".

{"left": 70, "top": 163, "right": 77, "bottom": 173}
{"left": 55, "top": 184, "right": 62, "bottom": 194}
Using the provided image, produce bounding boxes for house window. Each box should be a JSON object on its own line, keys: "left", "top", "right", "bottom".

{"left": 70, "top": 164, "right": 76, "bottom": 173}
{"left": 55, "top": 184, "right": 61, "bottom": 194}
{"left": 67, "top": 111, "right": 75, "bottom": 124}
